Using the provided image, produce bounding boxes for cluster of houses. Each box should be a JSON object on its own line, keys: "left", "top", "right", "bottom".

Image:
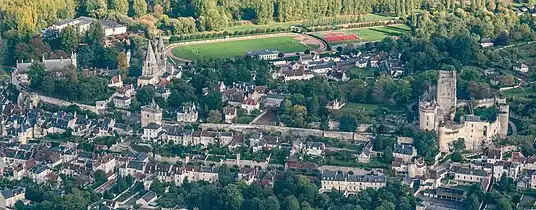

{"left": 0, "top": 97, "right": 134, "bottom": 146}
{"left": 380, "top": 138, "right": 536, "bottom": 205}
{"left": 272, "top": 54, "right": 349, "bottom": 82}
{"left": 270, "top": 50, "right": 405, "bottom": 84}
{"left": 0, "top": 136, "right": 388, "bottom": 209}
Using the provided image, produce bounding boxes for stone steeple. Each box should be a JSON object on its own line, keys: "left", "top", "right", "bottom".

{"left": 157, "top": 36, "right": 165, "bottom": 53}
{"left": 156, "top": 37, "right": 167, "bottom": 72}
{"left": 142, "top": 41, "right": 158, "bottom": 76}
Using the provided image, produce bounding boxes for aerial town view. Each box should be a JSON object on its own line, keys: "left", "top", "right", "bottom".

{"left": 2, "top": 0, "right": 536, "bottom": 209}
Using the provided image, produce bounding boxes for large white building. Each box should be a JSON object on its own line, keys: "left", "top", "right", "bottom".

{"left": 46, "top": 16, "right": 126, "bottom": 36}
{"left": 320, "top": 170, "right": 386, "bottom": 194}
{"left": 12, "top": 53, "right": 78, "bottom": 88}
{"left": 451, "top": 166, "right": 490, "bottom": 185}
{"left": 245, "top": 49, "right": 280, "bottom": 60}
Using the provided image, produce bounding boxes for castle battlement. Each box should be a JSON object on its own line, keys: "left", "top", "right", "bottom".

{"left": 419, "top": 70, "right": 508, "bottom": 153}
{"left": 474, "top": 97, "right": 507, "bottom": 108}
{"left": 419, "top": 100, "right": 437, "bottom": 112}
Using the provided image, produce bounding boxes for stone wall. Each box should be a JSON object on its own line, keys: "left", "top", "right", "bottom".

{"left": 199, "top": 123, "right": 369, "bottom": 141}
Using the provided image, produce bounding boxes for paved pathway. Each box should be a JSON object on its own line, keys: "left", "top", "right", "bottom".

{"left": 508, "top": 120, "right": 517, "bottom": 136}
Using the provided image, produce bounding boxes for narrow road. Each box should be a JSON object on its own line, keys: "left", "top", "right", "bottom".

{"left": 493, "top": 41, "right": 536, "bottom": 51}
{"left": 508, "top": 121, "right": 517, "bottom": 136}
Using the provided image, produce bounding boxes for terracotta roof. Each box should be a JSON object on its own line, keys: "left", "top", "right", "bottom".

{"left": 242, "top": 98, "right": 258, "bottom": 106}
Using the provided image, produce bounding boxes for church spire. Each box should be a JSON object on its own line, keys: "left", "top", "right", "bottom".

{"left": 142, "top": 41, "right": 158, "bottom": 76}
{"left": 157, "top": 36, "right": 165, "bottom": 53}
{"left": 145, "top": 41, "right": 157, "bottom": 63}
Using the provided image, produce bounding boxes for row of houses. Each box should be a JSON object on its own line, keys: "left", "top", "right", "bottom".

{"left": 1, "top": 103, "right": 135, "bottom": 143}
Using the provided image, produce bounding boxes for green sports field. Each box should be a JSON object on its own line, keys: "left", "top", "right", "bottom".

{"left": 347, "top": 25, "right": 410, "bottom": 41}
{"left": 316, "top": 24, "right": 410, "bottom": 44}
{"left": 171, "top": 36, "right": 318, "bottom": 60}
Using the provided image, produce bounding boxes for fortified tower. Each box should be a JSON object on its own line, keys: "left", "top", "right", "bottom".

{"left": 497, "top": 100, "right": 509, "bottom": 138}
{"left": 141, "top": 99, "right": 163, "bottom": 127}
{"left": 436, "top": 70, "right": 456, "bottom": 120}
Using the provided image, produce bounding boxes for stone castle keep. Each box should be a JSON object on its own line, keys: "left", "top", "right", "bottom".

{"left": 419, "top": 70, "right": 509, "bottom": 152}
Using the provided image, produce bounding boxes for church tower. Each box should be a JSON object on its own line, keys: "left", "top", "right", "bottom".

{"left": 142, "top": 41, "right": 158, "bottom": 77}
{"left": 156, "top": 37, "right": 167, "bottom": 76}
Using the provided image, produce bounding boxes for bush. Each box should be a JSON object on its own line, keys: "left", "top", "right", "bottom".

{"left": 169, "top": 35, "right": 179, "bottom": 42}
{"left": 223, "top": 31, "right": 230, "bottom": 36}
{"left": 451, "top": 152, "right": 463, "bottom": 162}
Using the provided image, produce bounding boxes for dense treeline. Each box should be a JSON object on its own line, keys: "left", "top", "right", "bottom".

{"left": 0, "top": 0, "right": 412, "bottom": 67}
{"left": 26, "top": 64, "right": 115, "bottom": 104}
{"left": 0, "top": 0, "right": 410, "bottom": 39}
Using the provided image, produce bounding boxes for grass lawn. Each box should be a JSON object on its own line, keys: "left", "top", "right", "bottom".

{"left": 502, "top": 87, "right": 536, "bottom": 97}
{"left": 361, "top": 13, "right": 397, "bottom": 21}
{"left": 347, "top": 67, "right": 376, "bottom": 78}
{"left": 347, "top": 24, "right": 410, "bottom": 41}
{"left": 332, "top": 103, "right": 380, "bottom": 124}
{"left": 339, "top": 103, "right": 380, "bottom": 113}
{"left": 172, "top": 36, "right": 317, "bottom": 60}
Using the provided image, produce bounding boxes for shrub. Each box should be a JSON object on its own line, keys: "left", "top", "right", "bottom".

{"left": 169, "top": 35, "right": 179, "bottom": 42}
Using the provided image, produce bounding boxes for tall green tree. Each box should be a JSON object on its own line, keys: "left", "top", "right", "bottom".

{"left": 60, "top": 25, "right": 80, "bottom": 53}
{"left": 27, "top": 63, "right": 47, "bottom": 89}
{"left": 80, "top": 0, "right": 108, "bottom": 16}
{"left": 129, "top": 0, "right": 148, "bottom": 17}
{"left": 339, "top": 114, "right": 358, "bottom": 132}
{"left": 263, "top": 196, "right": 280, "bottom": 210}
{"left": 85, "top": 21, "right": 105, "bottom": 46}
{"left": 282, "top": 195, "right": 300, "bottom": 210}
{"left": 108, "top": 0, "right": 129, "bottom": 14}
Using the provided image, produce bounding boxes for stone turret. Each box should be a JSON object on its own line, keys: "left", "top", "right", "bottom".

{"left": 419, "top": 91, "right": 439, "bottom": 131}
